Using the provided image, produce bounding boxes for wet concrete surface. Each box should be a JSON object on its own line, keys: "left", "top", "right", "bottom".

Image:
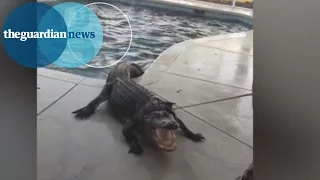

{"left": 37, "top": 29, "right": 253, "bottom": 179}
{"left": 184, "top": 96, "right": 253, "bottom": 147}
{"left": 37, "top": 76, "right": 76, "bottom": 114}
{"left": 167, "top": 46, "right": 253, "bottom": 90}
{"left": 38, "top": 86, "right": 252, "bottom": 180}
{"left": 144, "top": 73, "right": 250, "bottom": 107}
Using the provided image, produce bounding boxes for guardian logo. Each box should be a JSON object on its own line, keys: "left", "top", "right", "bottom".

{"left": 3, "top": 29, "right": 96, "bottom": 41}
{"left": 1, "top": 2, "right": 104, "bottom": 68}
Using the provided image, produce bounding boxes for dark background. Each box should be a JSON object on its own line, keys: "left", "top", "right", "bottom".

{"left": 0, "top": 0, "right": 37, "bottom": 180}
{"left": 0, "top": 0, "right": 320, "bottom": 180}
{"left": 254, "top": 0, "right": 320, "bottom": 179}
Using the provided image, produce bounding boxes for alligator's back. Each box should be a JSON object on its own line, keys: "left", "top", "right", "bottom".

{"left": 106, "top": 62, "right": 168, "bottom": 121}
{"left": 106, "top": 62, "right": 144, "bottom": 83}
{"left": 107, "top": 77, "right": 154, "bottom": 120}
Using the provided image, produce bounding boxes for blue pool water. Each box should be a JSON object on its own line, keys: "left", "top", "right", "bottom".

{"left": 43, "top": 0, "right": 252, "bottom": 78}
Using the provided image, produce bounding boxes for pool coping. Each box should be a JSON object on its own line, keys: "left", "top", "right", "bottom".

{"left": 38, "top": 28, "right": 252, "bottom": 87}
{"left": 126, "top": 0, "right": 253, "bottom": 88}
{"left": 39, "top": 0, "right": 253, "bottom": 25}
{"left": 110, "top": 0, "right": 253, "bottom": 26}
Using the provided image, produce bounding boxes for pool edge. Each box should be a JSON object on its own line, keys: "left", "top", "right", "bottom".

{"left": 38, "top": 0, "right": 253, "bottom": 85}
{"left": 110, "top": 0, "right": 253, "bottom": 26}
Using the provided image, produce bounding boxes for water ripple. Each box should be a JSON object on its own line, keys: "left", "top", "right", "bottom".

{"left": 44, "top": 0, "right": 251, "bottom": 78}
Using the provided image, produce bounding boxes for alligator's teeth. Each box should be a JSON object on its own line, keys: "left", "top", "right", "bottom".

{"left": 162, "top": 139, "right": 172, "bottom": 146}
{"left": 172, "top": 135, "right": 176, "bottom": 141}
{"left": 156, "top": 129, "right": 169, "bottom": 141}
{"left": 163, "top": 132, "right": 174, "bottom": 146}
{"left": 155, "top": 129, "right": 162, "bottom": 139}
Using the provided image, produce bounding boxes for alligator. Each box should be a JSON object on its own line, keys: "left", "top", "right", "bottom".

{"left": 236, "top": 163, "right": 253, "bottom": 180}
{"left": 72, "top": 62, "right": 205, "bottom": 154}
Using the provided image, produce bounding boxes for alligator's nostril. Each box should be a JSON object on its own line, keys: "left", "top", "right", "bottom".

{"left": 167, "top": 122, "right": 179, "bottom": 129}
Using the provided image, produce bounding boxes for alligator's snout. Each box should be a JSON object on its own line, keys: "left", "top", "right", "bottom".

{"left": 165, "top": 121, "right": 179, "bottom": 130}
{"left": 158, "top": 120, "right": 179, "bottom": 130}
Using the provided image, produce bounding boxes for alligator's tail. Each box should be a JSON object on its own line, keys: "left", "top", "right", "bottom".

{"left": 106, "top": 62, "right": 144, "bottom": 83}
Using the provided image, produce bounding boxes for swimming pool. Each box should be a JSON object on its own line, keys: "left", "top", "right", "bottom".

{"left": 44, "top": 0, "right": 252, "bottom": 78}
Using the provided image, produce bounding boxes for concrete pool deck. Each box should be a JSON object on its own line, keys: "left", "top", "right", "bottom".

{"left": 37, "top": 30, "right": 253, "bottom": 180}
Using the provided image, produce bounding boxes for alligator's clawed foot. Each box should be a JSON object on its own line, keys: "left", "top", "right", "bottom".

{"left": 72, "top": 107, "right": 95, "bottom": 120}
{"left": 188, "top": 133, "right": 205, "bottom": 142}
{"left": 128, "top": 143, "right": 143, "bottom": 155}
{"left": 173, "top": 116, "right": 205, "bottom": 142}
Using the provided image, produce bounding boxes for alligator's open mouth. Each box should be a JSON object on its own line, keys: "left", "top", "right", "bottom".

{"left": 152, "top": 128, "right": 177, "bottom": 151}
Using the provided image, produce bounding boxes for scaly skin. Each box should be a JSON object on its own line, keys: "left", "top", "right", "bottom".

{"left": 72, "top": 62, "right": 205, "bottom": 155}
{"left": 106, "top": 61, "right": 144, "bottom": 83}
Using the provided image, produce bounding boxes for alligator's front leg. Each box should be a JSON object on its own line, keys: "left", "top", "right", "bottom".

{"left": 72, "top": 83, "right": 113, "bottom": 120}
{"left": 173, "top": 115, "right": 205, "bottom": 142}
{"left": 122, "top": 120, "right": 143, "bottom": 155}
